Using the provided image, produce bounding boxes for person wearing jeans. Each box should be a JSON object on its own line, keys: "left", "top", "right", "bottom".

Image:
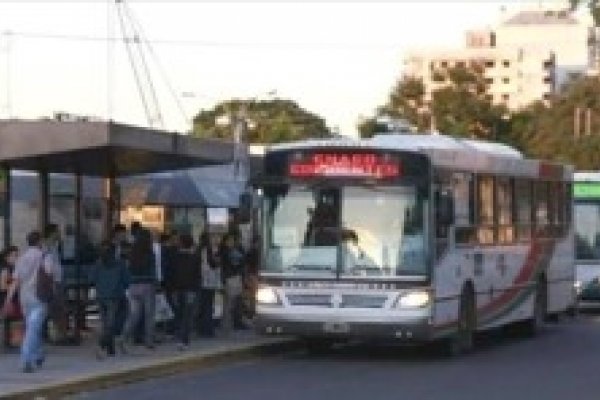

{"left": 119, "top": 228, "right": 157, "bottom": 351}
{"left": 20, "top": 302, "right": 48, "bottom": 370}
{"left": 2, "top": 231, "right": 51, "bottom": 373}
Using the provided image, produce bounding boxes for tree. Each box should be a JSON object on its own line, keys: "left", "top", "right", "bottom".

{"left": 570, "top": 0, "right": 600, "bottom": 26}
{"left": 509, "top": 76, "right": 600, "bottom": 169}
{"left": 361, "top": 65, "right": 509, "bottom": 141}
{"left": 192, "top": 98, "right": 331, "bottom": 143}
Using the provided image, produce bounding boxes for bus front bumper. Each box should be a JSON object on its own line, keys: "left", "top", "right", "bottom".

{"left": 255, "top": 310, "right": 432, "bottom": 341}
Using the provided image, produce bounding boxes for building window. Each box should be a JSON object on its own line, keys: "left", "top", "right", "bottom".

{"left": 485, "top": 60, "right": 495, "bottom": 68}
{"left": 542, "top": 93, "right": 552, "bottom": 100}
{"left": 543, "top": 76, "right": 553, "bottom": 84}
{"left": 441, "top": 60, "right": 448, "bottom": 68}
{"left": 502, "top": 94, "right": 510, "bottom": 102}
{"left": 502, "top": 77, "right": 510, "bottom": 84}
{"left": 502, "top": 60, "right": 510, "bottom": 67}
{"left": 543, "top": 60, "right": 553, "bottom": 69}
{"left": 456, "top": 61, "right": 466, "bottom": 68}
{"left": 432, "top": 71, "right": 445, "bottom": 82}
{"left": 485, "top": 94, "right": 494, "bottom": 102}
{"left": 485, "top": 77, "right": 494, "bottom": 84}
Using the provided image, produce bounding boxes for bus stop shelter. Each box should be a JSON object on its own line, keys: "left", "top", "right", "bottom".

{"left": 0, "top": 119, "right": 234, "bottom": 342}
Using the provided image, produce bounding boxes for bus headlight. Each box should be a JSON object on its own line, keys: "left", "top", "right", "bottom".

{"left": 395, "top": 290, "right": 431, "bottom": 308}
{"left": 256, "top": 286, "right": 281, "bottom": 306}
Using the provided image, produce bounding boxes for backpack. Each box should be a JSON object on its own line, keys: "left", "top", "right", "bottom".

{"left": 36, "top": 254, "right": 54, "bottom": 303}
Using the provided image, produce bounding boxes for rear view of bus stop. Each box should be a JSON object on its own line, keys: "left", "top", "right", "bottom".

{"left": 0, "top": 119, "right": 234, "bottom": 343}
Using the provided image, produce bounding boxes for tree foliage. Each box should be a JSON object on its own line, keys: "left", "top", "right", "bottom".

{"left": 509, "top": 77, "right": 600, "bottom": 169}
{"left": 192, "top": 98, "right": 331, "bottom": 143}
{"left": 360, "top": 66, "right": 510, "bottom": 141}
{"left": 570, "top": 0, "right": 600, "bottom": 26}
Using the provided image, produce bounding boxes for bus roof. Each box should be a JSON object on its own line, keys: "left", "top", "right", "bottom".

{"left": 575, "top": 171, "right": 600, "bottom": 181}
{"left": 267, "top": 132, "right": 572, "bottom": 180}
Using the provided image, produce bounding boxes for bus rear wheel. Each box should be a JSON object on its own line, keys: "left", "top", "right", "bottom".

{"left": 522, "top": 278, "right": 547, "bottom": 337}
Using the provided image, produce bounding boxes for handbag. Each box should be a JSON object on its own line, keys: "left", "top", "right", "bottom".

{"left": 154, "top": 292, "right": 174, "bottom": 323}
{"left": 36, "top": 255, "right": 54, "bottom": 304}
{"left": 2, "top": 296, "right": 22, "bottom": 320}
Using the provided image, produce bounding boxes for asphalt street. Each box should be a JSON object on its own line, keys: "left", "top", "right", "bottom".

{"left": 72, "top": 315, "right": 600, "bottom": 400}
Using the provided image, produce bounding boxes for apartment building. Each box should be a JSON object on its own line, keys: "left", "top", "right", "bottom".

{"left": 404, "top": 45, "right": 554, "bottom": 110}
{"left": 402, "top": 8, "right": 593, "bottom": 111}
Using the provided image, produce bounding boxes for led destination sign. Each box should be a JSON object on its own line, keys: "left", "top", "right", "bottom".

{"left": 288, "top": 152, "right": 400, "bottom": 179}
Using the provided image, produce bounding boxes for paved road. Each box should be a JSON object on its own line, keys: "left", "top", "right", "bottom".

{"left": 73, "top": 315, "right": 600, "bottom": 400}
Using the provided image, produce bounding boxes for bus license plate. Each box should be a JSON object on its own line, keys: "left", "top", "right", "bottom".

{"left": 323, "top": 322, "right": 350, "bottom": 334}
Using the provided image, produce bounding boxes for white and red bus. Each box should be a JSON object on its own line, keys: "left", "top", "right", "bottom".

{"left": 254, "top": 133, "right": 575, "bottom": 354}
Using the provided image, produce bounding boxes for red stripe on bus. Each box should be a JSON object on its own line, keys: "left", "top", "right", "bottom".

{"left": 434, "top": 241, "right": 542, "bottom": 331}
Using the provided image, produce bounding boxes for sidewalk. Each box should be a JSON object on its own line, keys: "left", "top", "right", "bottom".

{"left": 0, "top": 330, "right": 296, "bottom": 399}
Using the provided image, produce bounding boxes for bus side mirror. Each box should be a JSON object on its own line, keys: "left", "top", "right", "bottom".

{"left": 237, "top": 192, "right": 253, "bottom": 224}
{"left": 437, "top": 193, "right": 454, "bottom": 226}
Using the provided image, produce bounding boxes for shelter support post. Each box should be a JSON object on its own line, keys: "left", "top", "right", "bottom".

{"left": 104, "top": 175, "right": 116, "bottom": 239}
{"left": 38, "top": 170, "right": 49, "bottom": 233}
{"left": 74, "top": 173, "right": 83, "bottom": 342}
{"left": 3, "top": 166, "right": 10, "bottom": 248}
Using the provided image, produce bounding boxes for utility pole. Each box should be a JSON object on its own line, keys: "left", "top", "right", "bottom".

{"left": 3, "top": 30, "right": 12, "bottom": 119}
{"left": 586, "top": 107, "right": 592, "bottom": 136}
{"left": 574, "top": 106, "right": 581, "bottom": 139}
{"left": 232, "top": 104, "right": 249, "bottom": 179}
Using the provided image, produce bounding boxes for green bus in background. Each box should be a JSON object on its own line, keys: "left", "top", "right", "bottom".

{"left": 574, "top": 172, "right": 600, "bottom": 305}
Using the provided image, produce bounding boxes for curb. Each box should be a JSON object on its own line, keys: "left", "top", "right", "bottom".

{"left": 2, "top": 338, "right": 300, "bottom": 400}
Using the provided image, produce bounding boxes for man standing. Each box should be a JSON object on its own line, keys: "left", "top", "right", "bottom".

{"left": 43, "top": 224, "right": 68, "bottom": 344}
{"left": 2, "top": 231, "right": 52, "bottom": 372}
{"left": 112, "top": 224, "right": 130, "bottom": 339}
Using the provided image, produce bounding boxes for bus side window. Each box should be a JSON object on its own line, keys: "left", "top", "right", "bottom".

{"left": 514, "top": 179, "right": 532, "bottom": 241}
{"left": 477, "top": 175, "right": 495, "bottom": 245}
{"left": 496, "top": 177, "right": 514, "bottom": 244}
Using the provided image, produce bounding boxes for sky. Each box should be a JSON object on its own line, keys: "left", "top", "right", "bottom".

{"left": 0, "top": 0, "right": 569, "bottom": 137}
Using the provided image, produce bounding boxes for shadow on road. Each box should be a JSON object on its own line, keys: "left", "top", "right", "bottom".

{"left": 290, "top": 315, "right": 584, "bottom": 363}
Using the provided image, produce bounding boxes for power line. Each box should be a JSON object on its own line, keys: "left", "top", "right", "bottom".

{"left": 4, "top": 30, "right": 402, "bottom": 49}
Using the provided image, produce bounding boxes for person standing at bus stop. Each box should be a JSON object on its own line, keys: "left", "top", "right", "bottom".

{"left": 118, "top": 228, "right": 157, "bottom": 351}
{"left": 219, "top": 232, "right": 246, "bottom": 333}
{"left": 43, "top": 224, "right": 68, "bottom": 344}
{"left": 170, "top": 234, "right": 199, "bottom": 350}
{"left": 0, "top": 246, "right": 19, "bottom": 349}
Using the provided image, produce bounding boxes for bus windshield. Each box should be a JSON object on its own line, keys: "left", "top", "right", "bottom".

{"left": 261, "top": 185, "right": 428, "bottom": 277}
{"left": 575, "top": 200, "right": 600, "bottom": 261}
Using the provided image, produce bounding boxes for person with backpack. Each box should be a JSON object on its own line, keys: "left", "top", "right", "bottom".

{"left": 1, "top": 231, "right": 53, "bottom": 373}
{"left": 91, "top": 241, "right": 129, "bottom": 359}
